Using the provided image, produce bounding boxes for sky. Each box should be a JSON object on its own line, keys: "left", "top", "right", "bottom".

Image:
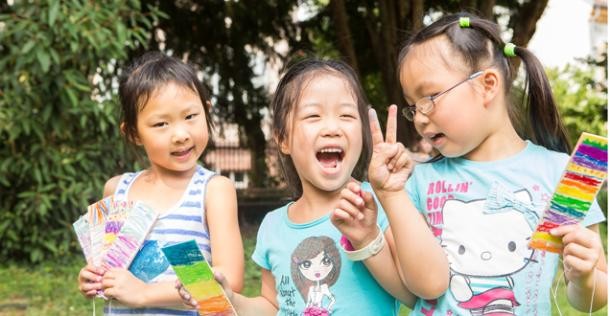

{"left": 528, "top": 0, "right": 602, "bottom": 68}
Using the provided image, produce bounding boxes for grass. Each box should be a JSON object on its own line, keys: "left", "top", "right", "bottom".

{"left": 0, "top": 223, "right": 606, "bottom": 315}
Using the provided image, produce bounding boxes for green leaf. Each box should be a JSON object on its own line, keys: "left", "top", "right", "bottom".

{"left": 21, "top": 40, "right": 36, "bottom": 54}
{"left": 49, "top": 1, "right": 60, "bottom": 26}
{"left": 36, "top": 49, "right": 50, "bottom": 72}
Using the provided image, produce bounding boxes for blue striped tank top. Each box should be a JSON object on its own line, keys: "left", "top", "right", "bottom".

{"left": 105, "top": 164, "right": 215, "bottom": 315}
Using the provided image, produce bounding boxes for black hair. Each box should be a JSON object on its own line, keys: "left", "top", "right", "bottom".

{"left": 118, "top": 51, "right": 214, "bottom": 144}
{"left": 271, "top": 58, "right": 373, "bottom": 197}
{"left": 398, "top": 12, "right": 570, "bottom": 154}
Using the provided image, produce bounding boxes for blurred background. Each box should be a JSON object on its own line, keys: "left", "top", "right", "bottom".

{"left": 0, "top": 0, "right": 606, "bottom": 315}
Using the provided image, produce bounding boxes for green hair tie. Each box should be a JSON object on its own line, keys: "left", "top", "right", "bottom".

{"left": 459, "top": 17, "right": 470, "bottom": 28}
{"left": 503, "top": 43, "right": 517, "bottom": 57}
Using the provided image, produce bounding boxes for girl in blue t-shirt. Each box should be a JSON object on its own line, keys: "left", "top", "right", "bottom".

{"left": 394, "top": 12, "right": 607, "bottom": 315}
{"left": 179, "top": 58, "right": 449, "bottom": 315}
{"left": 76, "top": 52, "right": 244, "bottom": 315}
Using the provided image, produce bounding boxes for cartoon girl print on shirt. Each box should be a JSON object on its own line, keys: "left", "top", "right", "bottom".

{"left": 441, "top": 183, "right": 541, "bottom": 315}
{"left": 291, "top": 236, "right": 341, "bottom": 316}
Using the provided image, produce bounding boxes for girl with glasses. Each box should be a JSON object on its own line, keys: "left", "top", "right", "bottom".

{"left": 394, "top": 12, "right": 607, "bottom": 315}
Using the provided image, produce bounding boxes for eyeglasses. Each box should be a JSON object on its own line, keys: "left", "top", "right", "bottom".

{"left": 401, "top": 71, "right": 484, "bottom": 121}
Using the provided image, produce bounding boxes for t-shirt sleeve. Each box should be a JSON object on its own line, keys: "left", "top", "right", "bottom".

{"left": 360, "top": 182, "right": 389, "bottom": 231}
{"left": 251, "top": 215, "right": 272, "bottom": 270}
{"left": 406, "top": 166, "right": 423, "bottom": 215}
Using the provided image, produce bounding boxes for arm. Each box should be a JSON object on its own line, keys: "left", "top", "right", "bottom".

{"left": 375, "top": 189, "right": 450, "bottom": 299}
{"left": 553, "top": 224, "right": 607, "bottom": 312}
{"left": 367, "top": 105, "right": 449, "bottom": 299}
{"left": 206, "top": 175, "right": 245, "bottom": 292}
{"left": 231, "top": 269, "right": 279, "bottom": 315}
{"left": 332, "top": 182, "right": 416, "bottom": 306}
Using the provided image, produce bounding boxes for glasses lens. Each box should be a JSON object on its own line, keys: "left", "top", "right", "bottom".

{"left": 417, "top": 98, "right": 434, "bottom": 115}
{"left": 402, "top": 107, "right": 415, "bottom": 121}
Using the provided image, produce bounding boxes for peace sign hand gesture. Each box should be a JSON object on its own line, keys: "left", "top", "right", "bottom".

{"left": 368, "top": 105, "right": 414, "bottom": 193}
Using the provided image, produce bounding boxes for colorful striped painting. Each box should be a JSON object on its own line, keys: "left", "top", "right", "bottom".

{"left": 530, "top": 132, "right": 608, "bottom": 253}
{"left": 73, "top": 216, "right": 92, "bottom": 263}
{"left": 101, "top": 202, "right": 157, "bottom": 270}
{"left": 162, "top": 240, "right": 236, "bottom": 316}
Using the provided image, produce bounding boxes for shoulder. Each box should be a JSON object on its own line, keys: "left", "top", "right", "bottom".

{"left": 206, "top": 174, "right": 237, "bottom": 194}
{"left": 103, "top": 175, "right": 122, "bottom": 197}
{"left": 523, "top": 141, "right": 570, "bottom": 171}
{"left": 259, "top": 204, "right": 289, "bottom": 229}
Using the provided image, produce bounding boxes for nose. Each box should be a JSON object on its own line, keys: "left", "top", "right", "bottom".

{"left": 172, "top": 125, "right": 190, "bottom": 143}
{"left": 481, "top": 251, "right": 492, "bottom": 261}
{"left": 321, "top": 117, "right": 341, "bottom": 136}
{"left": 412, "top": 110, "right": 430, "bottom": 125}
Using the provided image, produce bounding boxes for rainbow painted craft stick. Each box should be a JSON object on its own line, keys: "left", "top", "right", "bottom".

{"left": 530, "top": 132, "right": 608, "bottom": 253}
{"left": 162, "top": 240, "right": 236, "bottom": 316}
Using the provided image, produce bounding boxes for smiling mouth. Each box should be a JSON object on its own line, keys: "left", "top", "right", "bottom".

{"left": 316, "top": 148, "right": 344, "bottom": 169}
{"left": 171, "top": 147, "right": 193, "bottom": 156}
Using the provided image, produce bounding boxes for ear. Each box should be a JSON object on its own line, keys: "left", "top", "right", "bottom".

{"left": 274, "top": 133, "right": 291, "bottom": 155}
{"left": 120, "top": 122, "right": 142, "bottom": 145}
{"left": 479, "top": 69, "right": 502, "bottom": 106}
{"left": 205, "top": 100, "right": 212, "bottom": 111}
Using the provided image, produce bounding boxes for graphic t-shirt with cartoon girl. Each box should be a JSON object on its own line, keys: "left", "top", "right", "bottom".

{"left": 406, "top": 141, "right": 605, "bottom": 316}
{"left": 252, "top": 183, "right": 399, "bottom": 316}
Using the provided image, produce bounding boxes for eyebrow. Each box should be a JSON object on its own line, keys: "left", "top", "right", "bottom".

{"left": 404, "top": 80, "right": 438, "bottom": 101}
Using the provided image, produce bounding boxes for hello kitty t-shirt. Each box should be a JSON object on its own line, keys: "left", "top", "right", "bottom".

{"left": 406, "top": 141, "right": 605, "bottom": 316}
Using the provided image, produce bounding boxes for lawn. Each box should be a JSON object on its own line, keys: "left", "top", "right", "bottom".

{"left": 0, "top": 223, "right": 606, "bottom": 315}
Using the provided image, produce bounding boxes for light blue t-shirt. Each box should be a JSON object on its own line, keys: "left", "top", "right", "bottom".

{"left": 406, "top": 141, "right": 605, "bottom": 315}
{"left": 252, "top": 183, "right": 400, "bottom": 316}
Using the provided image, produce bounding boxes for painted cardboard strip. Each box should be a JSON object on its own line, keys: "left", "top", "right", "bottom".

{"left": 529, "top": 133, "right": 607, "bottom": 253}
{"left": 162, "top": 240, "right": 236, "bottom": 316}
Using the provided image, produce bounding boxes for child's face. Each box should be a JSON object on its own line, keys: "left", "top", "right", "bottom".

{"left": 280, "top": 73, "right": 363, "bottom": 194}
{"left": 298, "top": 251, "right": 334, "bottom": 282}
{"left": 399, "top": 37, "right": 489, "bottom": 158}
{"left": 135, "top": 82, "right": 209, "bottom": 175}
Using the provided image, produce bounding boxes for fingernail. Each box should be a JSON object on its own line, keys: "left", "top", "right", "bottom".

{"left": 550, "top": 229, "right": 556, "bottom": 235}
{"left": 358, "top": 213, "right": 365, "bottom": 220}
{"left": 357, "top": 197, "right": 364, "bottom": 205}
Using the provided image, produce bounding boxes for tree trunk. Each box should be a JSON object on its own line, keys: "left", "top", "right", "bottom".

{"left": 329, "top": 0, "right": 359, "bottom": 75}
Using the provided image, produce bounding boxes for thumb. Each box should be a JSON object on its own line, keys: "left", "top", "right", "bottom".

{"left": 213, "top": 270, "right": 234, "bottom": 298}
{"left": 360, "top": 190, "right": 377, "bottom": 212}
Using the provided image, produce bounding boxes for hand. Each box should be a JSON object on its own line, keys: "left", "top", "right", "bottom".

{"left": 176, "top": 269, "right": 236, "bottom": 310}
{"left": 175, "top": 280, "right": 198, "bottom": 308}
{"left": 368, "top": 105, "right": 414, "bottom": 193}
{"left": 102, "top": 268, "right": 147, "bottom": 307}
{"left": 551, "top": 225, "right": 603, "bottom": 289}
{"left": 331, "top": 181, "right": 379, "bottom": 248}
{"left": 78, "top": 264, "right": 104, "bottom": 298}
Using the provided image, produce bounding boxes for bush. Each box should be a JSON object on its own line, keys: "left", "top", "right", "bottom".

{"left": 0, "top": 0, "right": 164, "bottom": 262}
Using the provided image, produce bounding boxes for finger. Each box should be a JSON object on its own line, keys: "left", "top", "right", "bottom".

{"left": 337, "top": 198, "right": 365, "bottom": 220}
{"left": 392, "top": 145, "right": 412, "bottom": 172}
{"left": 563, "top": 255, "right": 596, "bottom": 275}
{"left": 360, "top": 190, "right": 377, "bottom": 212}
{"left": 563, "top": 242, "right": 599, "bottom": 263}
{"left": 369, "top": 108, "right": 384, "bottom": 146}
{"left": 550, "top": 224, "right": 579, "bottom": 237}
{"left": 387, "top": 143, "right": 406, "bottom": 170}
{"left": 340, "top": 187, "right": 365, "bottom": 207}
{"left": 561, "top": 228, "right": 600, "bottom": 250}
{"left": 385, "top": 104, "right": 397, "bottom": 144}
{"left": 332, "top": 208, "right": 356, "bottom": 222}
{"left": 80, "top": 269, "right": 103, "bottom": 283}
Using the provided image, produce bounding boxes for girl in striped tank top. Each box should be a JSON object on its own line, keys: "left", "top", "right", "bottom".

{"left": 77, "top": 52, "right": 244, "bottom": 315}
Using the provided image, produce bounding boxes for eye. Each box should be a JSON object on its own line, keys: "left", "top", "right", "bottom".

{"left": 299, "top": 260, "right": 311, "bottom": 270}
{"left": 153, "top": 122, "right": 167, "bottom": 128}
{"left": 458, "top": 245, "right": 465, "bottom": 255}
{"left": 321, "top": 255, "right": 331, "bottom": 266}
{"left": 185, "top": 113, "right": 198, "bottom": 120}
{"left": 508, "top": 241, "right": 516, "bottom": 252}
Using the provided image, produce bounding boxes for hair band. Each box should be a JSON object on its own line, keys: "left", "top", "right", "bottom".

{"left": 503, "top": 43, "right": 517, "bottom": 57}
{"left": 459, "top": 17, "right": 470, "bottom": 28}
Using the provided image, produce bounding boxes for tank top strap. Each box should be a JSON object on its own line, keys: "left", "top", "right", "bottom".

{"left": 113, "top": 171, "right": 142, "bottom": 201}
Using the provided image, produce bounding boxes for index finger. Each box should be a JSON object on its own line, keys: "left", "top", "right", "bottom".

{"left": 369, "top": 108, "right": 384, "bottom": 146}
{"left": 385, "top": 104, "right": 397, "bottom": 144}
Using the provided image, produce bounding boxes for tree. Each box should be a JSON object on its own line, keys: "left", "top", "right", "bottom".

{"left": 145, "top": 1, "right": 551, "bottom": 179}
{"left": 0, "top": 0, "right": 162, "bottom": 262}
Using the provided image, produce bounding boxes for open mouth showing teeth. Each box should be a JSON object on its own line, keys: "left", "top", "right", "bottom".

{"left": 316, "top": 148, "right": 344, "bottom": 168}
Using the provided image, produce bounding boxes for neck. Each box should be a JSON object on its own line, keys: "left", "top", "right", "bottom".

{"left": 289, "top": 185, "right": 343, "bottom": 224}
{"left": 143, "top": 164, "right": 197, "bottom": 188}
{"left": 465, "top": 115, "right": 526, "bottom": 161}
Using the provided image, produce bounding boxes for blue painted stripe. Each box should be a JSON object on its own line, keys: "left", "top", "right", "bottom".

{"left": 180, "top": 201, "right": 201, "bottom": 208}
